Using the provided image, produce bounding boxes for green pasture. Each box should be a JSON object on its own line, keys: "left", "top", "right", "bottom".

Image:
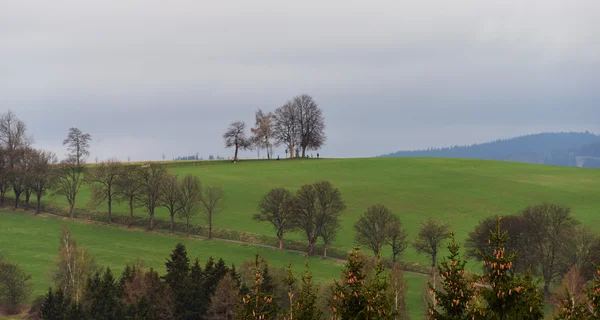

{"left": 36, "top": 157, "right": 600, "bottom": 265}
{"left": 0, "top": 210, "right": 428, "bottom": 318}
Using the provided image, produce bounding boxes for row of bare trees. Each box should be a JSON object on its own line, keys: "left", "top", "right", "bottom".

{"left": 0, "top": 110, "right": 225, "bottom": 237}
{"left": 223, "top": 94, "right": 326, "bottom": 160}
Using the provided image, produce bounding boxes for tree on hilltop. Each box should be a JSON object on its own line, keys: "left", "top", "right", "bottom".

{"left": 293, "top": 94, "right": 325, "bottom": 157}
{"left": 223, "top": 121, "right": 251, "bottom": 161}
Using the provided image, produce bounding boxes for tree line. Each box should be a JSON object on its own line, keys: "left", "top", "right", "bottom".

{"left": 17, "top": 227, "right": 409, "bottom": 319}
{"left": 0, "top": 110, "right": 224, "bottom": 236}
{"left": 223, "top": 94, "right": 326, "bottom": 161}
{"left": 7, "top": 218, "right": 600, "bottom": 319}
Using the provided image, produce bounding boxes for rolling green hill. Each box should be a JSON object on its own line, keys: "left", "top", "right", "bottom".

{"left": 0, "top": 210, "right": 427, "bottom": 318}
{"left": 36, "top": 157, "right": 600, "bottom": 266}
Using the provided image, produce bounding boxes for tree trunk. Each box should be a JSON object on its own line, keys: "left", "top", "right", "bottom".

{"left": 25, "top": 190, "right": 31, "bottom": 205}
{"left": 149, "top": 209, "right": 155, "bottom": 230}
{"left": 187, "top": 217, "right": 191, "bottom": 236}
{"left": 208, "top": 214, "right": 213, "bottom": 239}
{"left": 0, "top": 190, "right": 4, "bottom": 205}
{"left": 170, "top": 213, "right": 175, "bottom": 233}
{"left": 289, "top": 145, "right": 294, "bottom": 158}
{"left": 107, "top": 193, "right": 112, "bottom": 224}
{"left": 36, "top": 194, "right": 42, "bottom": 214}
{"left": 69, "top": 203, "right": 75, "bottom": 218}
{"left": 302, "top": 146, "right": 307, "bottom": 158}
{"left": 308, "top": 241, "right": 315, "bottom": 256}
{"left": 234, "top": 146, "right": 239, "bottom": 161}
{"left": 279, "top": 234, "right": 283, "bottom": 250}
{"left": 544, "top": 281, "right": 551, "bottom": 299}
{"left": 323, "top": 245, "right": 328, "bottom": 258}
{"left": 128, "top": 199, "right": 134, "bottom": 227}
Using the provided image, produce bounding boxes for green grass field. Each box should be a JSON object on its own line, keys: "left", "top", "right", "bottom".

{"left": 38, "top": 157, "right": 600, "bottom": 266}
{"left": 0, "top": 210, "right": 428, "bottom": 318}
{"left": 3, "top": 157, "right": 599, "bottom": 318}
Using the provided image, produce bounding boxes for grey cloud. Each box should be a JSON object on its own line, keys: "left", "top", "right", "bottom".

{"left": 1, "top": 0, "right": 599, "bottom": 160}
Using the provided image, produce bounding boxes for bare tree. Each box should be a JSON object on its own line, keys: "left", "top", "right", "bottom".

{"left": 273, "top": 101, "right": 299, "bottom": 158}
{"left": 387, "top": 219, "right": 409, "bottom": 263}
{"left": 114, "top": 166, "right": 144, "bottom": 224}
{"left": 521, "top": 203, "right": 578, "bottom": 297}
{"left": 29, "top": 149, "right": 57, "bottom": 214}
{"left": 412, "top": 218, "right": 451, "bottom": 275}
{"left": 208, "top": 273, "right": 238, "bottom": 320}
{"left": 85, "top": 158, "right": 122, "bottom": 223}
{"left": 223, "top": 121, "right": 251, "bottom": 161}
{"left": 53, "top": 227, "right": 97, "bottom": 303}
{"left": 54, "top": 128, "right": 90, "bottom": 217}
{"left": 177, "top": 174, "right": 202, "bottom": 235}
{"left": 293, "top": 94, "right": 325, "bottom": 157}
{"left": 136, "top": 163, "right": 168, "bottom": 230}
{"left": 389, "top": 262, "right": 409, "bottom": 320}
{"left": 0, "top": 110, "right": 33, "bottom": 157}
{"left": 320, "top": 217, "right": 338, "bottom": 258}
{"left": 7, "top": 147, "right": 30, "bottom": 208}
{"left": 200, "top": 185, "right": 224, "bottom": 239}
{"left": 354, "top": 204, "right": 399, "bottom": 260}
{"left": 250, "top": 109, "right": 276, "bottom": 160}
{"left": 253, "top": 188, "right": 296, "bottom": 250}
{"left": 293, "top": 181, "right": 345, "bottom": 255}
{"left": 0, "top": 111, "right": 33, "bottom": 208}
{"left": 160, "top": 173, "right": 183, "bottom": 233}
{"left": 0, "top": 148, "right": 9, "bottom": 205}
{"left": 53, "top": 157, "right": 86, "bottom": 217}
{"left": 63, "top": 127, "right": 91, "bottom": 166}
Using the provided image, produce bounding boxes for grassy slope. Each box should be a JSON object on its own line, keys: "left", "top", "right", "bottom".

{"left": 43, "top": 157, "right": 600, "bottom": 266}
{"left": 0, "top": 210, "right": 427, "bottom": 318}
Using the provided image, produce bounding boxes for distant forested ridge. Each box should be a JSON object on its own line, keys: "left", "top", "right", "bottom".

{"left": 381, "top": 132, "right": 600, "bottom": 168}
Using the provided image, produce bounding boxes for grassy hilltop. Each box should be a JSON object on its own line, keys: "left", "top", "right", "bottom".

{"left": 38, "top": 157, "right": 600, "bottom": 265}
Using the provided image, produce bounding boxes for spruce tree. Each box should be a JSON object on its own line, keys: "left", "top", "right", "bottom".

{"left": 586, "top": 267, "right": 600, "bottom": 317}
{"left": 296, "top": 259, "right": 322, "bottom": 320}
{"left": 428, "top": 233, "right": 476, "bottom": 320}
{"left": 365, "top": 256, "right": 395, "bottom": 319}
{"left": 329, "top": 246, "right": 369, "bottom": 319}
{"left": 84, "top": 268, "right": 123, "bottom": 319}
{"left": 163, "top": 243, "right": 191, "bottom": 320}
{"left": 235, "top": 254, "right": 276, "bottom": 319}
{"left": 474, "top": 218, "right": 544, "bottom": 320}
{"left": 188, "top": 258, "right": 204, "bottom": 319}
{"left": 283, "top": 262, "right": 297, "bottom": 319}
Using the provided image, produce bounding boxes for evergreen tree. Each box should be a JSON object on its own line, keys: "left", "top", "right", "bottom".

{"left": 282, "top": 262, "right": 297, "bottom": 319}
{"left": 365, "top": 256, "right": 396, "bottom": 319}
{"left": 235, "top": 254, "right": 277, "bottom": 319}
{"left": 296, "top": 259, "right": 322, "bottom": 320}
{"left": 40, "top": 288, "right": 70, "bottom": 320}
{"left": 586, "top": 267, "right": 600, "bottom": 317}
{"left": 329, "top": 246, "right": 369, "bottom": 319}
{"left": 84, "top": 268, "right": 123, "bottom": 320}
{"left": 427, "top": 233, "right": 476, "bottom": 320}
{"left": 187, "top": 258, "right": 204, "bottom": 319}
{"left": 474, "top": 218, "right": 544, "bottom": 320}
{"left": 163, "top": 243, "right": 191, "bottom": 320}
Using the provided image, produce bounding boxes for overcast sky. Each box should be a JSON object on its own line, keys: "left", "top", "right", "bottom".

{"left": 1, "top": 0, "right": 599, "bottom": 161}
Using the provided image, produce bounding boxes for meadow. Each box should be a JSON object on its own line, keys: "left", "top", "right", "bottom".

{"left": 0, "top": 210, "right": 427, "bottom": 318}
{"left": 37, "top": 157, "right": 600, "bottom": 266}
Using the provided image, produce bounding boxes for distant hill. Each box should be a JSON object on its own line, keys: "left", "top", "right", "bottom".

{"left": 381, "top": 132, "right": 600, "bottom": 168}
